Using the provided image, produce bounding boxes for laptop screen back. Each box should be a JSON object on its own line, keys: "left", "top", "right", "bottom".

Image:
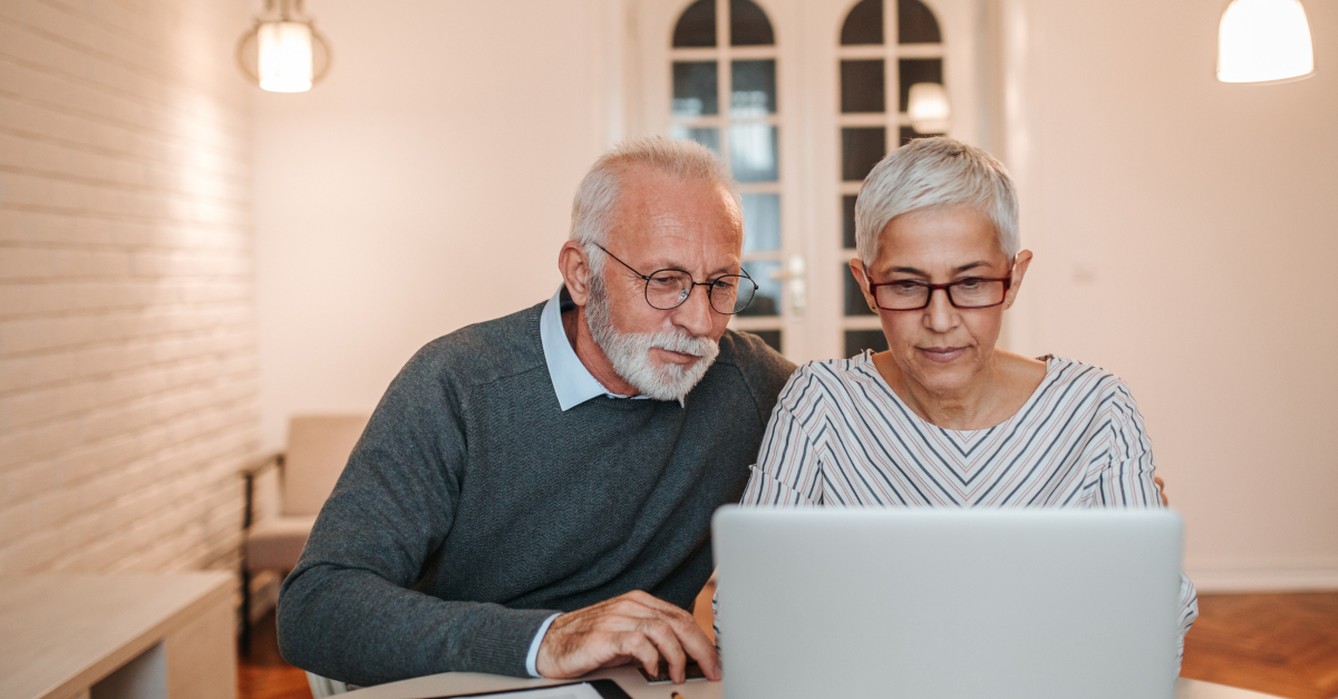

{"left": 711, "top": 507, "right": 1182, "bottom": 699}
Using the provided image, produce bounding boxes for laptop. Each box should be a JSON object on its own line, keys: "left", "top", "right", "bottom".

{"left": 711, "top": 507, "right": 1183, "bottom": 699}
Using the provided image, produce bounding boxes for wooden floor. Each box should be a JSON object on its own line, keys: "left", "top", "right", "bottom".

{"left": 240, "top": 591, "right": 1338, "bottom": 699}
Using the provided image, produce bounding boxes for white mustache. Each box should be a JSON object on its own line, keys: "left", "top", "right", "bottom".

{"left": 647, "top": 332, "right": 719, "bottom": 360}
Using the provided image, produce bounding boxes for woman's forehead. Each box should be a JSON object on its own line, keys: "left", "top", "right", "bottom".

{"left": 875, "top": 206, "right": 1004, "bottom": 263}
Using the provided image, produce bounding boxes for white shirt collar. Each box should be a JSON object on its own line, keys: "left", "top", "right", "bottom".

{"left": 539, "top": 287, "right": 684, "bottom": 411}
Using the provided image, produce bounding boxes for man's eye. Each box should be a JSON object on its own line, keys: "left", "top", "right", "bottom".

{"left": 648, "top": 274, "right": 680, "bottom": 286}
{"left": 711, "top": 278, "right": 738, "bottom": 290}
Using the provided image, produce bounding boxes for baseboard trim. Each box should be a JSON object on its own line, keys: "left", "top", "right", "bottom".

{"left": 1187, "top": 563, "right": 1338, "bottom": 592}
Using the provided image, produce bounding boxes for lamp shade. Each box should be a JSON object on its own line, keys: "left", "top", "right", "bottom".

{"left": 1217, "top": 0, "right": 1315, "bottom": 83}
{"left": 237, "top": 0, "right": 331, "bottom": 93}
{"left": 908, "top": 83, "right": 951, "bottom": 134}
{"left": 259, "top": 21, "right": 313, "bottom": 93}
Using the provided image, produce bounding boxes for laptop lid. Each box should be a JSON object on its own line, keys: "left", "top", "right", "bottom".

{"left": 712, "top": 507, "right": 1183, "bottom": 699}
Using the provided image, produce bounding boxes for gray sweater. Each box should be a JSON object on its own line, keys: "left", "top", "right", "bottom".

{"left": 276, "top": 300, "right": 794, "bottom": 686}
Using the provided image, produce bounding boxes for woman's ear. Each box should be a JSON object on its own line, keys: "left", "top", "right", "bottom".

{"left": 559, "top": 241, "right": 593, "bottom": 306}
{"left": 1003, "top": 249, "right": 1034, "bottom": 309}
{"left": 849, "top": 258, "right": 878, "bottom": 312}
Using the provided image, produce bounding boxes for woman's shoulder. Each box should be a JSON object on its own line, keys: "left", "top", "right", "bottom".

{"left": 793, "top": 352, "right": 875, "bottom": 382}
{"left": 779, "top": 352, "right": 877, "bottom": 399}
{"left": 1040, "top": 355, "right": 1136, "bottom": 403}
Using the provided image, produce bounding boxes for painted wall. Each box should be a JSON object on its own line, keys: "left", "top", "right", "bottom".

{"left": 0, "top": 0, "right": 259, "bottom": 577}
{"left": 254, "top": 0, "right": 623, "bottom": 448}
{"left": 1000, "top": 0, "right": 1338, "bottom": 588}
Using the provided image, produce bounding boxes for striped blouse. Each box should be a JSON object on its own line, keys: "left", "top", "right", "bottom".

{"left": 736, "top": 352, "right": 1198, "bottom": 656}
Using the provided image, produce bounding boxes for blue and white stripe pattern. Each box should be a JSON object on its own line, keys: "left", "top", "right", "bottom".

{"left": 739, "top": 352, "right": 1198, "bottom": 656}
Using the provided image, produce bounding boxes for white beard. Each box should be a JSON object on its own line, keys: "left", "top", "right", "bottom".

{"left": 585, "top": 282, "right": 720, "bottom": 401}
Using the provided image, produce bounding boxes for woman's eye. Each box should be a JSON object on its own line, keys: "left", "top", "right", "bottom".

{"left": 956, "top": 278, "right": 984, "bottom": 290}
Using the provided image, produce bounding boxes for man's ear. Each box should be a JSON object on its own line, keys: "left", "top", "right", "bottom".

{"left": 559, "top": 241, "right": 593, "bottom": 306}
{"left": 849, "top": 258, "right": 878, "bottom": 312}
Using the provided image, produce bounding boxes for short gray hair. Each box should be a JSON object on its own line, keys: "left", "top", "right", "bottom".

{"left": 854, "top": 137, "right": 1019, "bottom": 265}
{"left": 569, "top": 136, "right": 740, "bottom": 275}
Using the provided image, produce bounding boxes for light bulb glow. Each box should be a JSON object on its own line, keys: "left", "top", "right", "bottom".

{"left": 259, "top": 21, "right": 314, "bottom": 93}
{"left": 1217, "top": 0, "right": 1314, "bottom": 84}
{"left": 908, "top": 83, "right": 951, "bottom": 134}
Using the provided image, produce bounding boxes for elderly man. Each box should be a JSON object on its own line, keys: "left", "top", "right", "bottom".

{"left": 276, "top": 137, "right": 794, "bottom": 688}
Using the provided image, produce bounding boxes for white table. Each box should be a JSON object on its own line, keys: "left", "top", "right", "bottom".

{"left": 0, "top": 573, "right": 237, "bottom": 699}
{"left": 342, "top": 665, "right": 1281, "bottom": 698}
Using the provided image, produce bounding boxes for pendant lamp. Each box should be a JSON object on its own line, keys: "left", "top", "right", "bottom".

{"left": 1217, "top": 0, "right": 1314, "bottom": 84}
{"left": 908, "top": 83, "right": 951, "bottom": 134}
{"left": 237, "top": 0, "right": 332, "bottom": 93}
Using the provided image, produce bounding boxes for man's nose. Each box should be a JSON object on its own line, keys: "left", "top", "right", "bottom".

{"left": 672, "top": 284, "right": 716, "bottom": 337}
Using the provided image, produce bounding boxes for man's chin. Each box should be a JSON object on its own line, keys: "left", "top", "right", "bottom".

{"left": 617, "top": 358, "right": 700, "bottom": 402}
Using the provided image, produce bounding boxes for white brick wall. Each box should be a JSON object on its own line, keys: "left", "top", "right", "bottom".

{"left": 0, "top": 0, "right": 260, "bottom": 582}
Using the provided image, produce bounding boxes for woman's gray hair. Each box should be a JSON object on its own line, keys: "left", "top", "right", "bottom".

{"left": 854, "top": 137, "right": 1019, "bottom": 265}
{"left": 569, "top": 136, "right": 741, "bottom": 276}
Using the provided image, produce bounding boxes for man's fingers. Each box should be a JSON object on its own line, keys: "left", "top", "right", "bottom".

{"left": 535, "top": 591, "right": 720, "bottom": 682}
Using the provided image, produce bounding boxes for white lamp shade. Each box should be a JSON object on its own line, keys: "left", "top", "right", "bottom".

{"left": 258, "top": 21, "right": 314, "bottom": 93}
{"left": 1217, "top": 0, "right": 1315, "bottom": 84}
{"left": 908, "top": 83, "right": 951, "bottom": 134}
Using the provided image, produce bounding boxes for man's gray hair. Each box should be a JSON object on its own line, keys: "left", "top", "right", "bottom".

{"left": 854, "top": 137, "right": 1019, "bottom": 265}
{"left": 570, "top": 136, "right": 741, "bottom": 276}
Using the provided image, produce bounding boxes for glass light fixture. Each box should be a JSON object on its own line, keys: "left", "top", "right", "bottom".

{"left": 237, "top": 0, "right": 332, "bottom": 93}
{"left": 907, "top": 83, "right": 951, "bottom": 134}
{"left": 1217, "top": 0, "right": 1314, "bottom": 84}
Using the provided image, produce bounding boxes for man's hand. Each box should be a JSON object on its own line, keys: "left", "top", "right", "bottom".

{"left": 535, "top": 590, "right": 721, "bottom": 684}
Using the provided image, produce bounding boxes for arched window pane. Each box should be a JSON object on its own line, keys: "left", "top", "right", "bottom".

{"left": 844, "top": 329, "right": 888, "bottom": 356}
{"left": 897, "top": 59, "right": 943, "bottom": 112}
{"left": 842, "top": 194, "right": 858, "bottom": 249}
{"left": 673, "top": 61, "right": 720, "bottom": 116}
{"left": 841, "top": 127, "right": 885, "bottom": 182}
{"left": 898, "top": 0, "right": 941, "bottom": 44}
{"left": 673, "top": 0, "right": 716, "bottom": 48}
{"left": 731, "top": 59, "right": 777, "bottom": 115}
{"left": 840, "top": 60, "right": 885, "bottom": 113}
{"left": 737, "top": 259, "right": 781, "bottom": 317}
{"left": 742, "top": 193, "right": 781, "bottom": 253}
{"left": 730, "top": 0, "right": 775, "bottom": 45}
{"left": 844, "top": 265, "right": 877, "bottom": 316}
{"left": 730, "top": 123, "right": 779, "bottom": 182}
{"left": 841, "top": 0, "right": 883, "bottom": 46}
{"left": 669, "top": 125, "right": 721, "bottom": 155}
{"left": 751, "top": 329, "right": 783, "bottom": 353}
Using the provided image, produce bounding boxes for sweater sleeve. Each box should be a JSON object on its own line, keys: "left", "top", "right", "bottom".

{"left": 276, "top": 344, "right": 556, "bottom": 686}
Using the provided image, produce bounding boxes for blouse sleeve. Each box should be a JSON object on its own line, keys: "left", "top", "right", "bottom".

{"left": 740, "top": 368, "right": 826, "bottom": 507}
{"left": 1093, "top": 379, "right": 1199, "bottom": 668}
{"left": 718, "top": 367, "right": 826, "bottom": 647}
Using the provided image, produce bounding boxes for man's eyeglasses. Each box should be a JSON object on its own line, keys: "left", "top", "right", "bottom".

{"left": 867, "top": 275, "right": 1012, "bottom": 311}
{"left": 594, "top": 244, "right": 758, "bottom": 315}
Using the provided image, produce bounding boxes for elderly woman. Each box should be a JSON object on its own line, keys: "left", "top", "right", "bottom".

{"left": 732, "top": 136, "right": 1197, "bottom": 658}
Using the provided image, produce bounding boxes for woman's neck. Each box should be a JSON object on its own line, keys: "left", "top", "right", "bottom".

{"left": 874, "top": 351, "right": 1046, "bottom": 430}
